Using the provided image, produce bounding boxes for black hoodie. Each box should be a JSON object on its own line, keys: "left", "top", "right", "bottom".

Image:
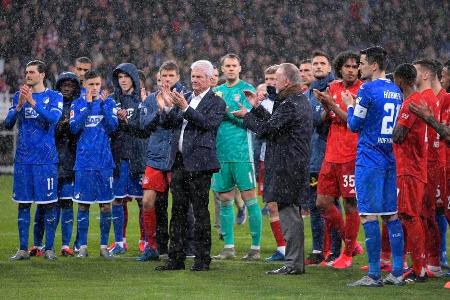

{"left": 55, "top": 72, "right": 81, "bottom": 180}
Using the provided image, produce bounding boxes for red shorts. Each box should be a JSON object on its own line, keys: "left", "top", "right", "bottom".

{"left": 397, "top": 175, "right": 425, "bottom": 217}
{"left": 423, "top": 165, "right": 445, "bottom": 217}
{"left": 141, "top": 166, "right": 171, "bottom": 193}
{"left": 317, "top": 160, "right": 356, "bottom": 198}
{"left": 258, "top": 160, "right": 265, "bottom": 196}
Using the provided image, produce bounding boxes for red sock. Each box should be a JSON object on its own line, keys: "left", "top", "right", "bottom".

{"left": 381, "top": 222, "right": 391, "bottom": 260}
{"left": 123, "top": 201, "right": 128, "bottom": 238}
{"left": 143, "top": 207, "right": 157, "bottom": 250}
{"left": 270, "top": 220, "right": 286, "bottom": 247}
{"left": 343, "top": 210, "right": 359, "bottom": 256}
{"left": 401, "top": 216, "right": 425, "bottom": 276}
{"left": 323, "top": 221, "right": 331, "bottom": 256}
{"left": 322, "top": 206, "right": 344, "bottom": 238}
{"left": 423, "top": 216, "right": 441, "bottom": 266}
{"left": 139, "top": 204, "right": 145, "bottom": 241}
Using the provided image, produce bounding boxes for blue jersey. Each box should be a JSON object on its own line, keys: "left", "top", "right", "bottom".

{"left": 70, "top": 97, "right": 118, "bottom": 170}
{"left": 4, "top": 88, "right": 63, "bottom": 164}
{"left": 347, "top": 78, "right": 402, "bottom": 169}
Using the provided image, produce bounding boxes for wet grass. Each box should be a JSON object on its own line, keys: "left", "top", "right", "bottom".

{"left": 0, "top": 175, "right": 449, "bottom": 299}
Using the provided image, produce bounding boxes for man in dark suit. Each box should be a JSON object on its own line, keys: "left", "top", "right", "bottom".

{"left": 155, "top": 60, "right": 226, "bottom": 271}
{"left": 233, "top": 63, "right": 313, "bottom": 274}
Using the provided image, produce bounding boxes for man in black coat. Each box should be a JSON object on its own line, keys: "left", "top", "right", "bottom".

{"left": 233, "top": 63, "right": 313, "bottom": 274}
{"left": 155, "top": 60, "right": 226, "bottom": 271}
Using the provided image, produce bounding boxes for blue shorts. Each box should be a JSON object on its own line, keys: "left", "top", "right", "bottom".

{"left": 58, "top": 178, "right": 74, "bottom": 200}
{"left": 13, "top": 164, "right": 58, "bottom": 204}
{"left": 113, "top": 160, "right": 143, "bottom": 198}
{"left": 355, "top": 166, "right": 397, "bottom": 215}
{"left": 73, "top": 169, "right": 114, "bottom": 204}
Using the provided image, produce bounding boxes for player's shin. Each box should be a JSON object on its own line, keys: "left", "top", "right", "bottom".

{"left": 386, "top": 218, "right": 404, "bottom": 277}
{"left": 245, "top": 198, "right": 262, "bottom": 249}
{"left": 18, "top": 204, "right": 31, "bottom": 250}
{"left": 44, "top": 203, "right": 58, "bottom": 250}
{"left": 363, "top": 219, "right": 381, "bottom": 279}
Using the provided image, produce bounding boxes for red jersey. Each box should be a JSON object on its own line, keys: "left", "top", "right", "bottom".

{"left": 422, "top": 89, "right": 440, "bottom": 163}
{"left": 437, "top": 89, "right": 449, "bottom": 167}
{"left": 393, "top": 92, "right": 428, "bottom": 182}
{"left": 324, "top": 80, "right": 362, "bottom": 163}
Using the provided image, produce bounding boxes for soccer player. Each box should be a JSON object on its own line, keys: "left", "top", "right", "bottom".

{"left": 73, "top": 57, "right": 92, "bottom": 97}
{"left": 136, "top": 60, "right": 191, "bottom": 261}
{"left": 413, "top": 59, "right": 445, "bottom": 277}
{"left": 5, "top": 60, "right": 63, "bottom": 260}
{"left": 304, "top": 50, "right": 342, "bottom": 266}
{"left": 108, "top": 63, "right": 147, "bottom": 255}
{"left": 299, "top": 59, "right": 315, "bottom": 92}
{"left": 441, "top": 60, "right": 450, "bottom": 92}
{"left": 70, "top": 70, "right": 118, "bottom": 259}
{"left": 314, "top": 51, "right": 363, "bottom": 269}
{"left": 54, "top": 72, "right": 82, "bottom": 256}
{"left": 212, "top": 53, "right": 262, "bottom": 260}
{"left": 345, "top": 47, "right": 404, "bottom": 287}
{"left": 391, "top": 62, "right": 430, "bottom": 283}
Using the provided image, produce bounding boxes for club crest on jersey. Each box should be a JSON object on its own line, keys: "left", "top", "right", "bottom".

{"left": 85, "top": 115, "right": 104, "bottom": 127}
{"left": 126, "top": 108, "right": 134, "bottom": 119}
{"left": 233, "top": 94, "right": 240, "bottom": 102}
{"left": 24, "top": 107, "right": 38, "bottom": 118}
{"left": 43, "top": 97, "right": 50, "bottom": 104}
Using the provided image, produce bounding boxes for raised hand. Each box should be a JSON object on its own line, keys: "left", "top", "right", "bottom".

{"left": 341, "top": 90, "right": 356, "bottom": 107}
{"left": 231, "top": 103, "right": 248, "bottom": 118}
{"left": 170, "top": 90, "right": 188, "bottom": 110}
{"left": 243, "top": 90, "right": 265, "bottom": 108}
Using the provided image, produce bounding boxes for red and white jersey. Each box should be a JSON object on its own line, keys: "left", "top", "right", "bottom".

{"left": 437, "top": 89, "right": 449, "bottom": 167}
{"left": 324, "top": 79, "right": 362, "bottom": 164}
{"left": 393, "top": 92, "right": 428, "bottom": 182}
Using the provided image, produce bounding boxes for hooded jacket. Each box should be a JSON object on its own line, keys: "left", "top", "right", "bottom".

{"left": 110, "top": 63, "right": 148, "bottom": 177}
{"left": 55, "top": 72, "right": 81, "bottom": 180}
{"left": 305, "top": 73, "right": 335, "bottom": 174}
{"left": 139, "top": 82, "right": 191, "bottom": 171}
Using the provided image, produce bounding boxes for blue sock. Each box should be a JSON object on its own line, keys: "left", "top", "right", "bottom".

{"left": 100, "top": 211, "right": 112, "bottom": 246}
{"left": 33, "top": 205, "right": 45, "bottom": 246}
{"left": 77, "top": 209, "right": 89, "bottom": 247}
{"left": 18, "top": 206, "right": 31, "bottom": 251}
{"left": 112, "top": 204, "right": 124, "bottom": 244}
{"left": 44, "top": 205, "right": 58, "bottom": 250}
{"left": 386, "top": 219, "right": 404, "bottom": 277}
{"left": 436, "top": 214, "right": 448, "bottom": 262}
{"left": 61, "top": 207, "right": 73, "bottom": 247}
{"left": 55, "top": 205, "right": 61, "bottom": 233}
{"left": 363, "top": 220, "right": 381, "bottom": 280}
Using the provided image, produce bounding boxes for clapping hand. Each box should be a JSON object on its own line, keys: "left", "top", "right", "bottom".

{"left": 313, "top": 88, "right": 334, "bottom": 109}
{"left": 17, "top": 85, "right": 31, "bottom": 111}
{"left": 243, "top": 90, "right": 265, "bottom": 108}
{"left": 231, "top": 103, "right": 248, "bottom": 118}
{"left": 409, "top": 101, "right": 432, "bottom": 120}
{"left": 341, "top": 90, "right": 356, "bottom": 108}
{"left": 170, "top": 90, "right": 188, "bottom": 110}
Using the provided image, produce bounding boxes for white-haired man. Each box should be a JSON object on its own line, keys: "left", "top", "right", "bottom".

{"left": 155, "top": 60, "right": 226, "bottom": 271}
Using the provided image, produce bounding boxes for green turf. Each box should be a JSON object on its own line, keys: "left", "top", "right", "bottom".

{"left": 0, "top": 175, "right": 449, "bottom": 299}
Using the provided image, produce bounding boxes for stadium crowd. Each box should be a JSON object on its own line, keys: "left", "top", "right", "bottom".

{"left": 0, "top": 0, "right": 449, "bottom": 93}
{"left": 2, "top": 0, "right": 450, "bottom": 290}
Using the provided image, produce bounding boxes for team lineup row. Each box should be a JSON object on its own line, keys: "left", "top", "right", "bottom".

{"left": 4, "top": 47, "right": 450, "bottom": 287}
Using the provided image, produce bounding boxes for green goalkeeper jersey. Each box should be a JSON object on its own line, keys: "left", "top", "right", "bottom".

{"left": 214, "top": 80, "right": 256, "bottom": 162}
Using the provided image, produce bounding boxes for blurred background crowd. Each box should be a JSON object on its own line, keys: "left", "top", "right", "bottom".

{"left": 0, "top": 0, "right": 448, "bottom": 92}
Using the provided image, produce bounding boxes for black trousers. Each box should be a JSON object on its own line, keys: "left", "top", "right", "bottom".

{"left": 168, "top": 156, "right": 213, "bottom": 265}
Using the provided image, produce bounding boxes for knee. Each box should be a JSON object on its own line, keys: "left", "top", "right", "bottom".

{"left": 78, "top": 204, "right": 90, "bottom": 211}
{"left": 343, "top": 198, "right": 357, "bottom": 213}
{"left": 316, "top": 196, "right": 330, "bottom": 210}
{"left": 100, "top": 203, "right": 111, "bottom": 213}
{"left": 113, "top": 198, "right": 123, "bottom": 205}
{"left": 18, "top": 203, "right": 32, "bottom": 209}
{"left": 59, "top": 199, "right": 72, "bottom": 209}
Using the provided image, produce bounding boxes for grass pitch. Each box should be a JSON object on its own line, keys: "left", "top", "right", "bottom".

{"left": 0, "top": 175, "right": 448, "bottom": 299}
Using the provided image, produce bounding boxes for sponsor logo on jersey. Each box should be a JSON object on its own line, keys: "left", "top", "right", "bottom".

{"left": 85, "top": 115, "right": 104, "bottom": 127}
{"left": 401, "top": 113, "right": 409, "bottom": 120}
{"left": 58, "top": 101, "right": 63, "bottom": 109}
{"left": 112, "top": 107, "right": 118, "bottom": 115}
{"left": 25, "top": 107, "right": 39, "bottom": 118}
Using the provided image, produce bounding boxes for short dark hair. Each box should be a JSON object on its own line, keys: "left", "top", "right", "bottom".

{"left": 444, "top": 60, "right": 450, "bottom": 69}
{"left": 220, "top": 53, "right": 241, "bottom": 66}
{"left": 333, "top": 51, "right": 360, "bottom": 79}
{"left": 394, "top": 63, "right": 417, "bottom": 86}
{"left": 360, "top": 46, "right": 388, "bottom": 71}
{"left": 159, "top": 60, "right": 179, "bottom": 74}
{"left": 413, "top": 58, "right": 437, "bottom": 77}
{"left": 299, "top": 59, "right": 312, "bottom": 65}
{"left": 138, "top": 70, "right": 146, "bottom": 83}
{"left": 311, "top": 50, "right": 332, "bottom": 64}
{"left": 26, "top": 60, "right": 46, "bottom": 73}
{"left": 431, "top": 59, "right": 443, "bottom": 80}
{"left": 84, "top": 69, "right": 101, "bottom": 81}
{"left": 264, "top": 65, "right": 279, "bottom": 75}
{"left": 75, "top": 57, "right": 92, "bottom": 65}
